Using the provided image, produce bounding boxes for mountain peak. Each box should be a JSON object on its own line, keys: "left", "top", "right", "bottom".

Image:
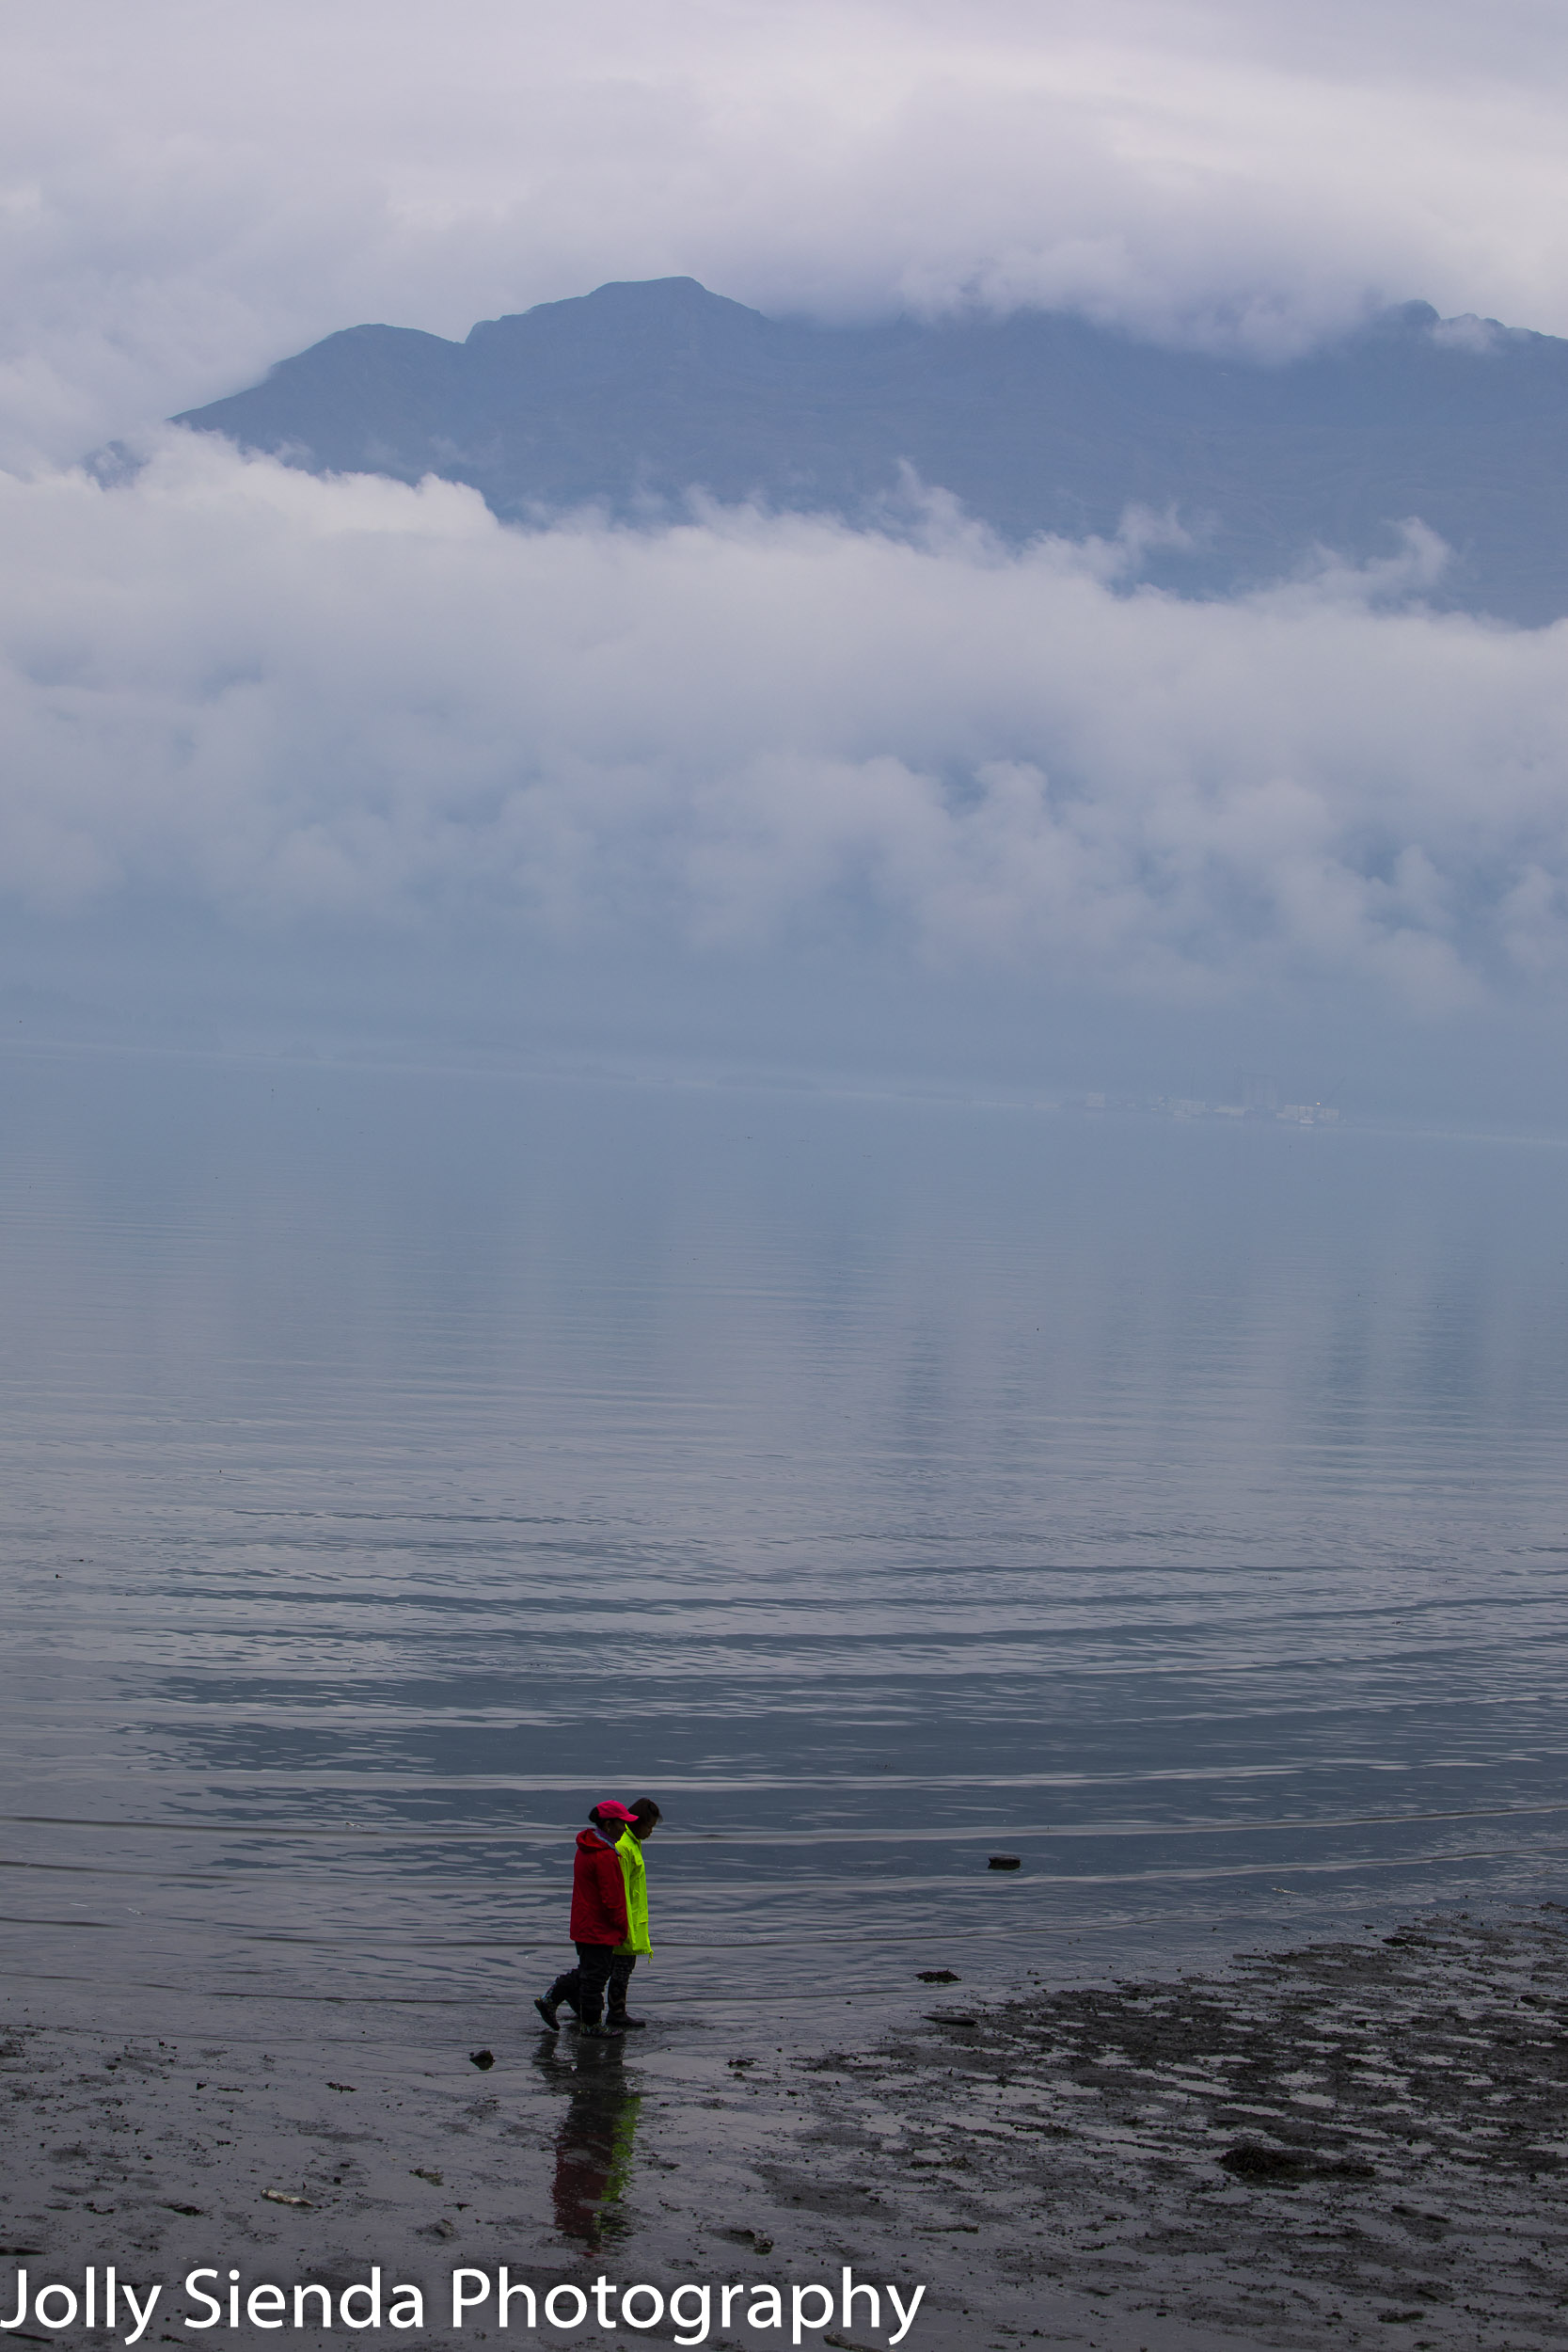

{"left": 463, "top": 276, "right": 773, "bottom": 360}
{"left": 171, "top": 280, "right": 1568, "bottom": 621}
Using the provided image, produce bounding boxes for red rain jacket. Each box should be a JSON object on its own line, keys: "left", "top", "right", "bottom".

{"left": 569, "top": 1827, "right": 629, "bottom": 1945}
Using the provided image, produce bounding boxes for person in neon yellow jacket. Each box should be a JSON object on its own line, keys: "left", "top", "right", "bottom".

{"left": 608, "top": 1798, "right": 660, "bottom": 2029}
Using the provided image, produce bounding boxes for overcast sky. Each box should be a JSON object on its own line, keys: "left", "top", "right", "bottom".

{"left": 6, "top": 1, "right": 1568, "bottom": 1110}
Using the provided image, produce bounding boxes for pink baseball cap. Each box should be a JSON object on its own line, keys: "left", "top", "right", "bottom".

{"left": 594, "top": 1801, "right": 638, "bottom": 1824}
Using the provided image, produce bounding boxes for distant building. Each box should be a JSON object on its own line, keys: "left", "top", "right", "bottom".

{"left": 1238, "top": 1073, "right": 1278, "bottom": 1113}
{"left": 1277, "top": 1103, "right": 1341, "bottom": 1125}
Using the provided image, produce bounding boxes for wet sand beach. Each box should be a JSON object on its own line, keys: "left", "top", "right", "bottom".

{"left": 4, "top": 1907, "right": 1565, "bottom": 2350}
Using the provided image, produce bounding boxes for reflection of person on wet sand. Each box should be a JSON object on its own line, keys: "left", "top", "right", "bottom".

{"left": 533, "top": 2042, "right": 642, "bottom": 2247}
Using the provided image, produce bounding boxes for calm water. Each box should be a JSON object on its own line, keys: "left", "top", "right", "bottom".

{"left": 2, "top": 1048, "right": 1567, "bottom": 2028}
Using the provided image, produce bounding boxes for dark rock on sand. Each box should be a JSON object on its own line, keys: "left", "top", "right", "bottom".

{"left": 1217, "top": 2142, "right": 1375, "bottom": 2185}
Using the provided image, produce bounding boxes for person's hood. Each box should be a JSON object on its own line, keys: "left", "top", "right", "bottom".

{"left": 576, "top": 1826, "right": 616, "bottom": 1852}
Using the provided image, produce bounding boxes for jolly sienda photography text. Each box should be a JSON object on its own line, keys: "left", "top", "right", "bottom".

{"left": 0, "top": 2264, "right": 928, "bottom": 2345}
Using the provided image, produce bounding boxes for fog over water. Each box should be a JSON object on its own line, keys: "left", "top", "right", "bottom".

{"left": 8, "top": 442, "right": 1568, "bottom": 1125}
{"left": 4, "top": 1051, "right": 1566, "bottom": 2026}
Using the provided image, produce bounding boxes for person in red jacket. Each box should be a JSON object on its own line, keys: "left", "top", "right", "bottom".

{"left": 536, "top": 1802, "right": 637, "bottom": 2037}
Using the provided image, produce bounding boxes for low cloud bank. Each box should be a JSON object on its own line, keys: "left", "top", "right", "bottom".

{"left": 4, "top": 436, "right": 1568, "bottom": 1023}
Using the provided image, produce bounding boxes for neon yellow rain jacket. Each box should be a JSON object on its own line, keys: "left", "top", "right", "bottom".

{"left": 614, "top": 1830, "right": 652, "bottom": 1957}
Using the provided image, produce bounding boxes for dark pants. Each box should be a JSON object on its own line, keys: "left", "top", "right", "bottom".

{"left": 546, "top": 1945, "right": 636, "bottom": 2025}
